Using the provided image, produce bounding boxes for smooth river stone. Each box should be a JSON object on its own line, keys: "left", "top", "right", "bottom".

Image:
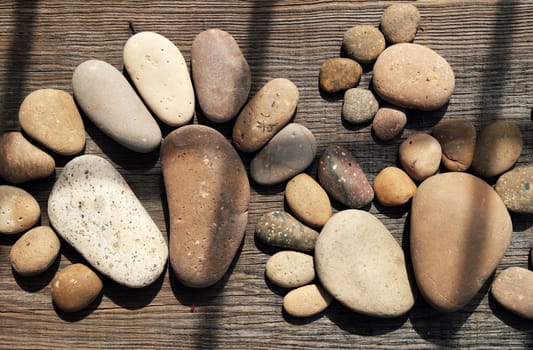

{"left": 255, "top": 211, "right": 319, "bottom": 252}
{"left": 342, "top": 88, "right": 379, "bottom": 124}
{"left": 0, "top": 132, "right": 55, "bottom": 184}
{"left": 315, "top": 210, "right": 416, "bottom": 317}
{"left": 285, "top": 173, "right": 332, "bottom": 227}
{"left": 250, "top": 123, "right": 317, "bottom": 186}
{"left": 10, "top": 226, "right": 60, "bottom": 276}
{"left": 233, "top": 78, "right": 299, "bottom": 153}
{"left": 318, "top": 145, "right": 374, "bottom": 209}
{"left": 192, "top": 29, "right": 251, "bottom": 123}
{"left": 432, "top": 119, "right": 476, "bottom": 172}
{"left": 319, "top": 58, "right": 362, "bottom": 93}
{"left": 399, "top": 132, "right": 442, "bottom": 181}
{"left": 283, "top": 284, "right": 332, "bottom": 318}
{"left": 380, "top": 3, "right": 420, "bottom": 44}
{"left": 48, "top": 155, "right": 168, "bottom": 288}
{"left": 471, "top": 120, "right": 523, "bottom": 178}
{"left": 123, "top": 31, "right": 195, "bottom": 126}
{"left": 0, "top": 185, "right": 40, "bottom": 235}
{"left": 72, "top": 59, "right": 162, "bottom": 153}
{"left": 372, "top": 106, "right": 407, "bottom": 141}
{"left": 411, "top": 172, "right": 512, "bottom": 312}
{"left": 373, "top": 43, "right": 455, "bottom": 111}
{"left": 491, "top": 267, "right": 533, "bottom": 320}
{"left": 373, "top": 166, "right": 417, "bottom": 207}
{"left": 18, "top": 89, "right": 85, "bottom": 155}
{"left": 266, "top": 250, "right": 315, "bottom": 289}
{"left": 342, "top": 25, "right": 386, "bottom": 64}
{"left": 495, "top": 166, "right": 533, "bottom": 214}
{"left": 51, "top": 263, "right": 103, "bottom": 313}
{"left": 161, "top": 125, "right": 249, "bottom": 288}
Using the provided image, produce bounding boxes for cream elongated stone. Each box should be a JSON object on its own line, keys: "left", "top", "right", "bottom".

{"left": 48, "top": 155, "right": 168, "bottom": 288}
{"left": 124, "top": 31, "right": 195, "bottom": 126}
{"left": 72, "top": 59, "right": 162, "bottom": 153}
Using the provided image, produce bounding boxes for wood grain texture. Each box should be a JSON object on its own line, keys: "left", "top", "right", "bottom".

{"left": 0, "top": 0, "right": 532, "bottom": 348}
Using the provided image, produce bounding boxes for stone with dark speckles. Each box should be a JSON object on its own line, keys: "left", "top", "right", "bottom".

{"left": 495, "top": 166, "right": 533, "bottom": 214}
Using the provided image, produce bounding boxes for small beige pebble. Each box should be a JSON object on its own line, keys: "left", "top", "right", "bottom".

{"left": 373, "top": 167, "right": 417, "bottom": 206}
{"left": 491, "top": 267, "right": 533, "bottom": 320}
{"left": 380, "top": 3, "right": 421, "bottom": 44}
{"left": 283, "top": 284, "right": 332, "bottom": 318}
{"left": 342, "top": 25, "right": 386, "bottom": 64}
{"left": 399, "top": 133, "right": 442, "bottom": 181}
{"left": 285, "top": 173, "right": 332, "bottom": 227}
{"left": 10, "top": 226, "right": 60, "bottom": 276}
{"left": 266, "top": 251, "right": 315, "bottom": 289}
{"left": 51, "top": 263, "right": 103, "bottom": 313}
{"left": 0, "top": 185, "right": 40, "bottom": 235}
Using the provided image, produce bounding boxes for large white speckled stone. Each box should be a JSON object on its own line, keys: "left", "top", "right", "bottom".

{"left": 48, "top": 155, "right": 168, "bottom": 288}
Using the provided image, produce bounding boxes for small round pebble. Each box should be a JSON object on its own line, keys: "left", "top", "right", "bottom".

{"left": 283, "top": 284, "right": 332, "bottom": 318}
{"left": 51, "top": 263, "right": 103, "bottom": 313}
{"left": 380, "top": 3, "right": 421, "bottom": 43}
{"left": 399, "top": 133, "right": 442, "bottom": 181}
{"left": 285, "top": 173, "right": 332, "bottom": 227}
{"left": 373, "top": 167, "right": 417, "bottom": 206}
{"left": 266, "top": 251, "right": 315, "bottom": 289}
{"left": 491, "top": 267, "right": 533, "bottom": 320}
{"left": 319, "top": 58, "right": 362, "bottom": 93}
{"left": 10, "top": 226, "right": 60, "bottom": 276}
{"left": 372, "top": 106, "right": 407, "bottom": 141}
{"left": 0, "top": 185, "right": 40, "bottom": 235}
{"left": 495, "top": 166, "right": 533, "bottom": 214}
{"left": 432, "top": 119, "right": 476, "bottom": 172}
{"left": 342, "top": 25, "right": 386, "bottom": 64}
{"left": 342, "top": 88, "right": 379, "bottom": 124}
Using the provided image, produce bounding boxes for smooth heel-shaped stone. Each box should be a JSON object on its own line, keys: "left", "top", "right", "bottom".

{"left": 72, "top": 59, "right": 162, "bottom": 153}
{"left": 161, "top": 125, "right": 250, "bottom": 288}
{"left": 48, "top": 155, "right": 168, "bottom": 288}
{"left": 192, "top": 29, "right": 251, "bottom": 123}
{"left": 283, "top": 284, "right": 332, "bottom": 318}
{"left": 124, "top": 31, "right": 195, "bottom": 127}
{"left": 491, "top": 267, "right": 533, "bottom": 320}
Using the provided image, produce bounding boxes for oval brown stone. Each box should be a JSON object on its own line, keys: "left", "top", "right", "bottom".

{"left": 380, "top": 3, "right": 420, "bottom": 44}
{"left": 432, "top": 119, "right": 476, "bottom": 172}
{"left": 0, "top": 185, "right": 40, "bottom": 235}
{"left": 373, "top": 166, "right": 417, "bottom": 207}
{"left": 399, "top": 133, "right": 442, "bottom": 181}
{"left": 495, "top": 166, "right": 533, "bottom": 214}
{"left": 342, "top": 25, "right": 386, "bottom": 64}
{"left": 491, "top": 267, "right": 533, "bottom": 320}
{"left": 372, "top": 106, "right": 407, "bottom": 141}
{"left": 285, "top": 173, "right": 332, "bottom": 227}
{"left": 10, "top": 226, "right": 60, "bottom": 276}
{"left": 51, "top": 263, "right": 102, "bottom": 312}
{"left": 161, "top": 125, "right": 250, "bottom": 288}
{"left": 319, "top": 58, "right": 362, "bottom": 93}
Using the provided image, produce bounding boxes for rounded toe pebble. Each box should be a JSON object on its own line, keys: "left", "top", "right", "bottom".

{"left": 266, "top": 251, "right": 315, "bottom": 289}
{"left": 10, "top": 226, "right": 60, "bottom": 276}
{"left": 0, "top": 185, "right": 40, "bottom": 235}
{"left": 432, "top": 119, "right": 476, "bottom": 172}
{"left": 495, "top": 166, "right": 533, "bottom": 214}
{"left": 51, "top": 263, "right": 103, "bottom": 313}
{"left": 342, "top": 88, "right": 380, "bottom": 124}
{"left": 380, "top": 3, "right": 421, "bottom": 43}
{"left": 283, "top": 284, "right": 332, "bottom": 318}
{"left": 342, "top": 25, "right": 386, "bottom": 64}
{"left": 372, "top": 106, "right": 407, "bottom": 141}
{"left": 319, "top": 58, "right": 362, "bottom": 93}
{"left": 374, "top": 166, "right": 417, "bottom": 206}
{"left": 491, "top": 267, "right": 533, "bottom": 320}
{"left": 285, "top": 173, "right": 332, "bottom": 227}
{"left": 399, "top": 133, "right": 442, "bottom": 181}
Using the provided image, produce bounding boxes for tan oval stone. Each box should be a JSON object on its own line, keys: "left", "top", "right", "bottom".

{"left": 411, "top": 172, "right": 512, "bottom": 312}
{"left": 380, "top": 3, "right": 420, "bottom": 44}
{"left": 495, "top": 166, "right": 533, "bottom": 214}
{"left": 19, "top": 89, "right": 85, "bottom": 155}
{"left": 10, "top": 226, "right": 60, "bottom": 276}
{"left": 51, "top": 263, "right": 102, "bottom": 313}
{"left": 399, "top": 133, "right": 442, "bottom": 181}
{"left": 266, "top": 251, "right": 315, "bottom": 289}
{"left": 161, "top": 125, "right": 250, "bottom": 288}
{"left": 373, "top": 166, "right": 417, "bottom": 206}
{"left": 233, "top": 78, "right": 299, "bottom": 153}
{"left": 373, "top": 43, "right": 455, "bottom": 111}
{"left": 492, "top": 267, "right": 533, "bottom": 320}
{"left": 0, "top": 185, "right": 40, "bottom": 235}
{"left": 372, "top": 106, "right": 407, "bottom": 141}
{"left": 0, "top": 132, "right": 55, "bottom": 184}
{"left": 471, "top": 120, "right": 522, "bottom": 178}
{"left": 319, "top": 58, "right": 362, "bottom": 93}
{"left": 342, "top": 25, "right": 386, "bottom": 64}
{"left": 432, "top": 119, "right": 476, "bottom": 172}
{"left": 285, "top": 173, "right": 332, "bottom": 227}
{"left": 283, "top": 284, "right": 332, "bottom": 318}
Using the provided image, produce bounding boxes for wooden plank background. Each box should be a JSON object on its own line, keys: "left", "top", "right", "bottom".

{"left": 0, "top": 0, "right": 532, "bottom": 348}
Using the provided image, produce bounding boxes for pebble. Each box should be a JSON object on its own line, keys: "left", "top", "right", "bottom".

{"left": 0, "top": 131, "right": 55, "bottom": 184}
{"left": 373, "top": 166, "right": 417, "bottom": 207}
{"left": 265, "top": 251, "right": 315, "bottom": 289}
{"left": 372, "top": 106, "right": 407, "bottom": 141}
{"left": 18, "top": 89, "right": 85, "bottom": 155}
{"left": 233, "top": 78, "right": 299, "bottom": 152}
{"left": 380, "top": 3, "right": 421, "bottom": 44}
{"left": 255, "top": 211, "right": 319, "bottom": 252}
{"left": 373, "top": 43, "right": 455, "bottom": 111}
{"left": 318, "top": 145, "right": 374, "bottom": 209}
{"left": 285, "top": 173, "right": 332, "bottom": 227}
{"left": 399, "top": 132, "right": 442, "bottom": 181}
{"left": 0, "top": 185, "right": 40, "bottom": 235}
{"left": 410, "top": 172, "right": 512, "bottom": 312}
{"left": 250, "top": 123, "right": 317, "bottom": 186}
{"left": 491, "top": 267, "right": 533, "bottom": 320}
{"left": 161, "top": 125, "right": 249, "bottom": 288}
{"left": 123, "top": 31, "right": 195, "bottom": 127}
{"left": 319, "top": 58, "right": 362, "bottom": 93}
{"left": 432, "top": 119, "right": 476, "bottom": 172}
{"left": 315, "top": 210, "right": 416, "bottom": 317}
{"left": 51, "top": 263, "right": 103, "bottom": 313}
{"left": 283, "top": 284, "right": 332, "bottom": 318}
{"left": 342, "top": 25, "right": 386, "bottom": 64}
{"left": 10, "top": 226, "right": 60, "bottom": 276}
{"left": 495, "top": 166, "right": 533, "bottom": 214}
{"left": 48, "top": 155, "right": 168, "bottom": 288}
{"left": 342, "top": 88, "right": 380, "bottom": 124}
{"left": 471, "top": 120, "right": 523, "bottom": 178}
{"left": 72, "top": 59, "right": 162, "bottom": 153}
{"left": 191, "top": 29, "right": 251, "bottom": 123}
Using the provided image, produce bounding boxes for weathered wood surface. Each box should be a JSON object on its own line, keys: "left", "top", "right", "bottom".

{"left": 0, "top": 0, "right": 532, "bottom": 348}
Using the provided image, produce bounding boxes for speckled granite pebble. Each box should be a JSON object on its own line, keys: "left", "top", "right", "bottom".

{"left": 10, "top": 226, "right": 60, "bottom": 276}
{"left": 342, "top": 88, "right": 379, "bottom": 124}
{"left": 51, "top": 263, "right": 102, "bottom": 312}
{"left": 342, "top": 25, "right": 386, "bottom": 64}
{"left": 283, "top": 284, "right": 332, "bottom": 318}
{"left": 0, "top": 185, "right": 40, "bottom": 235}
{"left": 255, "top": 211, "right": 319, "bottom": 252}
{"left": 380, "top": 3, "right": 420, "bottom": 43}
{"left": 48, "top": 155, "right": 168, "bottom": 288}
{"left": 491, "top": 267, "right": 533, "bottom": 320}
{"left": 266, "top": 251, "right": 315, "bottom": 288}
{"left": 495, "top": 166, "right": 533, "bottom": 214}
{"left": 399, "top": 133, "right": 442, "bottom": 181}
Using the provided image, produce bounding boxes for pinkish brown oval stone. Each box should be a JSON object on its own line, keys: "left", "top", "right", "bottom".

{"left": 432, "top": 119, "right": 476, "bottom": 172}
